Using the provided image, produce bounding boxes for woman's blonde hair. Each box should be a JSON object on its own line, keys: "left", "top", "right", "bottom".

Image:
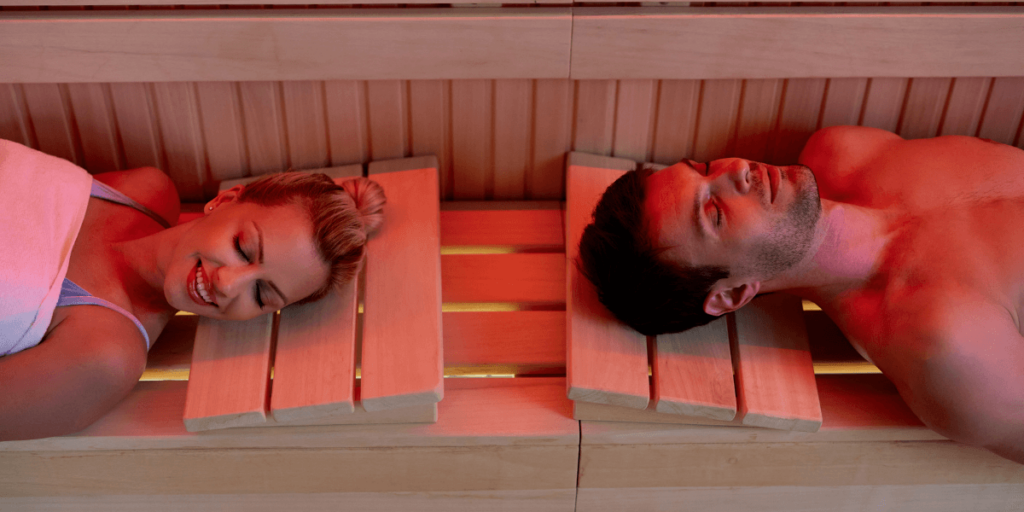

{"left": 236, "top": 172, "right": 385, "bottom": 304}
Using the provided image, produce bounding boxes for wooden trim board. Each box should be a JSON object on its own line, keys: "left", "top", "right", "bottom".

{"left": 571, "top": 6, "right": 1024, "bottom": 79}
{"left": 363, "top": 157, "right": 444, "bottom": 411}
{"left": 0, "top": 9, "right": 572, "bottom": 83}
{"left": 565, "top": 152, "right": 649, "bottom": 410}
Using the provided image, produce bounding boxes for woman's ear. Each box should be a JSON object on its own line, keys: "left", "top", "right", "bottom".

{"left": 204, "top": 184, "right": 244, "bottom": 214}
{"left": 703, "top": 281, "right": 761, "bottom": 316}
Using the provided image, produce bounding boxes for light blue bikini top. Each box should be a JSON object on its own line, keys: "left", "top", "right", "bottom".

{"left": 54, "top": 180, "right": 172, "bottom": 351}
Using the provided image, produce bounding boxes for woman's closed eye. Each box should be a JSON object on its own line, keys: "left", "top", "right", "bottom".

{"left": 234, "top": 234, "right": 266, "bottom": 308}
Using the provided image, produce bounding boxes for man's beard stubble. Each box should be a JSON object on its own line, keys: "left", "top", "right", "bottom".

{"left": 751, "top": 165, "right": 822, "bottom": 277}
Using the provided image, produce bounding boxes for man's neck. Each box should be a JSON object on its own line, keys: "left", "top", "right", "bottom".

{"left": 760, "top": 199, "right": 898, "bottom": 305}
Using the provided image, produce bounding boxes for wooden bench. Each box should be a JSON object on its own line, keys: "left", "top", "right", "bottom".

{"left": 0, "top": 198, "right": 579, "bottom": 511}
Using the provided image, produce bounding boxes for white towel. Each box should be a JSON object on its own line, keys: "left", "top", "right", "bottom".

{"left": 0, "top": 139, "right": 93, "bottom": 357}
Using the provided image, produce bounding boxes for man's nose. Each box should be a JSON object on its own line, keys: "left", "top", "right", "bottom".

{"left": 720, "top": 162, "right": 751, "bottom": 195}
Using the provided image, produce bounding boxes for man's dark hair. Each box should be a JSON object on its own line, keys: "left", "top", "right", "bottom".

{"left": 577, "top": 167, "right": 729, "bottom": 336}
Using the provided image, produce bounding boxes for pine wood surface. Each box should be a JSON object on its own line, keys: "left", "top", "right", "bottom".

{"left": 0, "top": 9, "right": 573, "bottom": 83}
{"left": 182, "top": 314, "right": 274, "bottom": 432}
{"left": 442, "top": 253, "right": 565, "bottom": 304}
{"left": 362, "top": 159, "right": 444, "bottom": 411}
{"left": 571, "top": 7, "right": 1024, "bottom": 80}
{"left": 270, "top": 277, "right": 359, "bottom": 423}
{"left": 439, "top": 206, "right": 564, "bottom": 248}
{"left": 652, "top": 316, "right": 736, "bottom": 421}
{"left": 732, "top": 294, "right": 822, "bottom": 432}
{"left": 565, "top": 153, "right": 650, "bottom": 410}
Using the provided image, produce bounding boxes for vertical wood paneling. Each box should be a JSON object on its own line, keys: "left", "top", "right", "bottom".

{"left": 650, "top": 80, "right": 700, "bottom": 165}
{"left": 8, "top": 76, "right": 1021, "bottom": 201}
{"left": 451, "top": 79, "right": 493, "bottom": 200}
{"left": 151, "top": 82, "right": 206, "bottom": 201}
{"left": 109, "top": 83, "right": 163, "bottom": 171}
{"left": 239, "top": 81, "right": 288, "bottom": 175}
{"left": 365, "top": 80, "right": 407, "bottom": 162}
{"left": 0, "top": 84, "right": 32, "bottom": 147}
{"left": 530, "top": 79, "right": 572, "bottom": 199}
{"left": 409, "top": 80, "right": 450, "bottom": 197}
{"left": 573, "top": 80, "right": 616, "bottom": 156}
{"left": 611, "top": 79, "right": 656, "bottom": 163}
{"left": 819, "top": 78, "right": 867, "bottom": 129}
{"left": 898, "top": 77, "right": 951, "bottom": 140}
{"left": 324, "top": 80, "right": 369, "bottom": 167}
{"left": 493, "top": 79, "right": 532, "bottom": 200}
{"left": 977, "top": 77, "right": 1024, "bottom": 145}
{"left": 21, "top": 83, "right": 79, "bottom": 165}
{"left": 65, "top": 83, "right": 123, "bottom": 172}
{"left": 282, "top": 80, "right": 329, "bottom": 172}
{"left": 859, "top": 78, "right": 908, "bottom": 132}
{"left": 195, "top": 81, "right": 247, "bottom": 182}
{"left": 692, "top": 79, "right": 741, "bottom": 163}
{"left": 771, "top": 78, "right": 826, "bottom": 164}
{"left": 734, "top": 79, "right": 783, "bottom": 163}
{"left": 939, "top": 77, "right": 989, "bottom": 137}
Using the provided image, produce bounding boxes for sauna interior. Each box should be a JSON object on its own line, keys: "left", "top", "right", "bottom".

{"left": 2, "top": 1, "right": 1024, "bottom": 511}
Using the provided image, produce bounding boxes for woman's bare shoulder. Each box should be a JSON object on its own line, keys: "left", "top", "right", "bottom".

{"left": 93, "top": 167, "right": 181, "bottom": 227}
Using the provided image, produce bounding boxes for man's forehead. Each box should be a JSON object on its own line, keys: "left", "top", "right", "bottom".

{"left": 645, "top": 162, "right": 700, "bottom": 256}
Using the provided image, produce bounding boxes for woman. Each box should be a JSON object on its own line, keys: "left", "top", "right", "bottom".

{"left": 0, "top": 139, "right": 385, "bottom": 441}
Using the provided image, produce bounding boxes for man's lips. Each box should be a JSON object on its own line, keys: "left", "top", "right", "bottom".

{"left": 766, "top": 165, "right": 779, "bottom": 204}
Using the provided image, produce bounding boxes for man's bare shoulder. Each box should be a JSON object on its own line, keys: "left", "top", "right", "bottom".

{"left": 798, "top": 126, "right": 902, "bottom": 172}
{"left": 93, "top": 167, "right": 180, "bottom": 227}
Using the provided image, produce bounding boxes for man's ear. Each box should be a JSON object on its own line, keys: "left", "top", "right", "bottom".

{"left": 703, "top": 281, "right": 761, "bottom": 316}
{"left": 204, "top": 184, "right": 244, "bottom": 214}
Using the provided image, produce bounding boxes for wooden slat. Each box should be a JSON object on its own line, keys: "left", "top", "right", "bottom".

{"left": 443, "top": 311, "right": 565, "bottom": 371}
{"left": 20, "top": 83, "right": 78, "bottom": 165}
{"left": 151, "top": 82, "right": 206, "bottom": 201}
{"left": 611, "top": 79, "right": 656, "bottom": 162}
{"left": 366, "top": 80, "right": 407, "bottom": 162}
{"left": 182, "top": 314, "right": 275, "bottom": 432}
{"left": 573, "top": 80, "right": 617, "bottom": 156}
{"left": 408, "top": 79, "right": 451, "bottom": 198}
{"left": 652, "top": 316, "right": 736, "bottom": 421}
{"left": 451, "top": 79, "right": 492, "bottom": 199}
{"left": 570, "top": 7, "right": 1024, "bottom": 79}
{"left": 194, "top": 82, "right": 246, "bottom": 184}
{"left": 239, "top": 81, "right": 287, "bottom": 175}
{"left": 731, "top": 294, "right": 822, "bottom": 432}
{"left": 441, "top": 253, "right": 565, "bottom": 304}
{"left": 0, "top": 84, "right": 32, "bottom": 146}
{"left": 66, "top": 83, "right": 122, "bottom": 172}
{"left": 566, "top": 152, "right": 649, "bottom": 409}
{"left": 530, "top": 79, "right": 572, "bottom": 200}
{"left": 692, "top": 79, "right": 741, "bottom": 162}
{"left": 819, "top": 78, "right": 868, "bottom": 129}
{"left": 324, "top": 80, "right": 369, "bottom": 166}
{"left": 493, "top": 79, "right": 532, "bottom": 200}
{"left": 282, "top": 80, "right": 330, "bottom": 171}
{"left": 899, "top": 77, "right": 952, "bottom": 140}
{"left": 269, "top": 161, "right": 363, "bottom": 422}
{"left": 440, "top": 207, "right": 564, "bottom": 248}
{"left": 939, "top": 77, "right": 989, "bottom": 137}
{"left": 106, "top": 83, "right": 161, "bottom": 172}
{"left": 733, "top": 79, "right": 782, "bottom": 163}
{"left": 771, "top": 78, "right": 826, "bottom": 164}
{"left": 650, "top": 79, "right": 700, "bottom": 164}
{"left": 977, "top": 77, "right": 1024, "bottom": 144}
{"left": 0, "top": 9, "right": 572, "bottom": 83}
{"left": 860, "top": 77, "right": 908, "bottom": 133}
{"left": 362, "top": 157, "right": 444, "bottom": 411}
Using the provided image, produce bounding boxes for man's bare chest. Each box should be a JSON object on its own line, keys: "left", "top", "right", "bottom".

{"left": 830, "top": 199, "right": 1024, "bottom": 357}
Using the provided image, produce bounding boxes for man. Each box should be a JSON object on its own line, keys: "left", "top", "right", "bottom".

{"left": 578, "top": 125, "right": 1024, "bottom": 464}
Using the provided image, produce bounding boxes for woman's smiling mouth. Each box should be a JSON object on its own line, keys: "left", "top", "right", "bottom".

{"left": 189, "top": 260, "right": 218, "bottom": 307}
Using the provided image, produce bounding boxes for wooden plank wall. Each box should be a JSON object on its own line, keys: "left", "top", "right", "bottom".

{"left": 3, "top": 76, "right": 1022, "bottom": 202}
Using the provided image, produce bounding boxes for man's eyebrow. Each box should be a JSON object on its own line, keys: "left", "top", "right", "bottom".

{"left": 681, "top": 159, "right": 708, "bottom": 240}
{"left": 255, "top": 222, "right": 289, "bottom": 305}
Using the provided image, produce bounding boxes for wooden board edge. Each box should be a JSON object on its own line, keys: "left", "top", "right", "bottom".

{"left": 654, "top": 399, "right": 737, "bottom": 422}
{"left": 567, "top": 385, "right": 650, "bottom": 411}
{"left": 266, "top": 402, "right": 438, "bottom": 427}
{"left": 361, "top": 389, "right": 444, "bottom": 413}
{"left": 367, "top": 155, "right": 439, "bottom": 176}
{"left": 567, "top": 152, "right": 637, "bottom": 172}
{"left": 574, "top": 400, "right": 743, "bottom": 426}
{"left": 183, "top": 410, "right": 268, "bottom": 433}
{"left": 270, "top": 401, "right": 357, "bottom": 424}
{"left": 742, "top": 413, "right": 823, "bottom": 433}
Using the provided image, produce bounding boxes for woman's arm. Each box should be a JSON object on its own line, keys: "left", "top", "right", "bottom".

{"left": 0, "top": 307, "right": 146, "bottom": 441}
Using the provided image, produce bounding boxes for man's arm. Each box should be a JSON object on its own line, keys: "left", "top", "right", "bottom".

{"left": 880, "top": 299, "right": 1024, "bottom": 464}
{"left": 0, "top": 308, "right": 147, "bottom": 441}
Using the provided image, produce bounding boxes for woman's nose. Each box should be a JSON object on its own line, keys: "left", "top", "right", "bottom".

{"left": 211, "top": 264, "right": 255, "bottom": 300}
